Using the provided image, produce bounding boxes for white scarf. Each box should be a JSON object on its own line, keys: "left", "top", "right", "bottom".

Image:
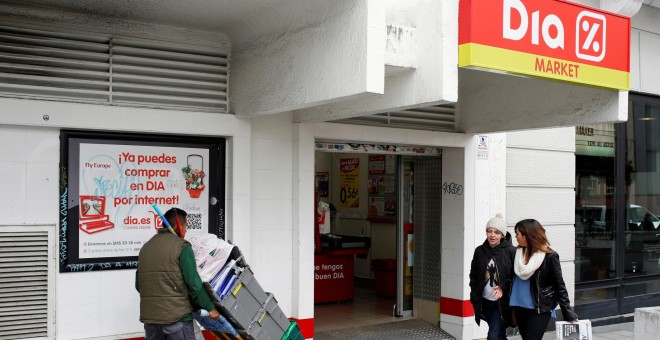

{"left": 514, "top": 248, "right": 546, "bottom": 280}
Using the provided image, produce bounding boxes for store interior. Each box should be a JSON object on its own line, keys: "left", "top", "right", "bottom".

{"left": 313, "top": 146, "right": 441, "bottom": 331}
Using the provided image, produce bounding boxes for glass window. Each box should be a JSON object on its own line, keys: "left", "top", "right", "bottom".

{"left": 623, "top": 281, "right": 660, "bottom": 297}
{"left": 624, "top": 95, "right": 660, "bottom": 277}
{"left": 575, "top": 123, "right": 617, "bottom": 283}
{"left": 575, "top": 287, "right": 617, "bottom": 305}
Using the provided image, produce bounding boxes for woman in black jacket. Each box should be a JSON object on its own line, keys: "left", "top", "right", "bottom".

{"left": 510, "top": 219, "right": 578, "bottom": 340}
{"left": 469, "top": 213, "right": 516, "bottom": 340}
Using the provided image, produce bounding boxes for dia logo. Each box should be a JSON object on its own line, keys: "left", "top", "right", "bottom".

{"left": 576, "top": 11, "right": 606, "bottom": 62}
{"left": 503, "top": 0, "right": 565, "bottom": 50}
{"left": 503, "top": 0, "right": 607, "bottom": 62}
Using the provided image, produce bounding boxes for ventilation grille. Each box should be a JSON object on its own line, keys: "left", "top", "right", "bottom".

{"left": 0, "top": 25, "right": 228, "bottom": 113}
{"left": 336, "top": 104, "right": 456, "bottom": 132}
{"left": 0, "top": 231, "right": 49, "bottom": 339}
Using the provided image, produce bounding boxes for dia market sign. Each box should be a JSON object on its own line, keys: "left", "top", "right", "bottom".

{"left": 459, "top": 0, "right": 630, "bottom": 90}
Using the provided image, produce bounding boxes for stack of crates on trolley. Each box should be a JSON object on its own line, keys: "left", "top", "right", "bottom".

{"left": 194, "top": 237, "right": 291, "bottom": 340}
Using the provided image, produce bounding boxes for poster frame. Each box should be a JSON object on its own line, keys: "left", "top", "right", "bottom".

{"left": 58, "top": 130, "right": 226, "bottom": 272}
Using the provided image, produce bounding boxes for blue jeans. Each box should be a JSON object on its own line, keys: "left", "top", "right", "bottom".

{"left": 482, "top": 299, "right": 507, "bottom": 340}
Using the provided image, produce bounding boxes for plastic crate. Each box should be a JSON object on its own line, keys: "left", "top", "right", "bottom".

{"left": 227, "top": 244, "right": 248, "bottom": 268}
{"left": 205, "top": 266, "right": 269, "bottom": 330}
{"left": 240, "top": 293, "right": 290, "bottom": 340}
{"left": 280, "top": 321, "right": 304, "bottom": 340}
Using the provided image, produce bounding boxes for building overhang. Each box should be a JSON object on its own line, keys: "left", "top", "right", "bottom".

{"left": 454, "top": 0, "right": 631, "bottom": 133}
{"left": 0, "top": 0, "right": 637, "bottom": 135}
{"left": 456, "top": 68, "right": 627, "bottom": 133}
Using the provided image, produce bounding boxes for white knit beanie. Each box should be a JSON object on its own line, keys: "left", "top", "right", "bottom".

{"left": 486, "top": 213, "right": 507, "bottom": 235}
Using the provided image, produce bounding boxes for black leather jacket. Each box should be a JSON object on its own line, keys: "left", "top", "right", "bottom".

{"left": 469, "top": 233, "right": 516, "bottom": 326}
{"left": 528, "top": 251, "right": 578, "bottom": 321}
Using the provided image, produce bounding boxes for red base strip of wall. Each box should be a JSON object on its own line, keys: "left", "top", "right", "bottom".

{"left": 439, "top": 296, "right": 474, "bottom": 317}
{"left": 121, "top": 330, "right": 241, "bottom": 340}
{"left": 290, "top": 317, "right": 314, "bottom": 339}
{"left": 121, "top": 319, "right": 315, "bottom": 339}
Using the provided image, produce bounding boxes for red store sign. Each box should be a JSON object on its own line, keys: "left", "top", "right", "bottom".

{"left": 459, "top": 0, "right": 630, "bottom": 90}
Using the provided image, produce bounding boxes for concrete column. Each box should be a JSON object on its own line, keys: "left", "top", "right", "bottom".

{"left": 634, "top": 307, "right": 660, "bottom": 340}
{"left": 440, "top": 133, "right": 506, "bottom": 340}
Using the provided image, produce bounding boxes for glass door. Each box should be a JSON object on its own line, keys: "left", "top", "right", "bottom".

{"left": 396, "top": 157, "right": 415, "bottom": 316}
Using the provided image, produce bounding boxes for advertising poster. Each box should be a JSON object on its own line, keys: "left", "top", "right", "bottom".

{"left": 316, "top": 172, "right": 329, "bottom": 197}
{"left": 385, "top": 155, "right": 396, "bottom": 174}
{"left": 77, "top": 144, "right": 209, "bottom": 258}
{"left": 369, "top": 196, "right": 385, "bottom": 216}
{"left": 377, "top": 175, "right": 395, "bottom": 194}
{"left": 339, "top": 158, "right": 360, "bottom": 208}
{"left": 368, "top": 155, "right": 385, "bottom": 174}
{"left": 59, "top": 131, "right": 225, "bottom": 272}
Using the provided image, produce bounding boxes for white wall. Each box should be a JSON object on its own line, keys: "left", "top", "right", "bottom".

{"left": 230, "top": 0, "right": 385, "bottom": 117}
{"left": 629, "top": 5, "right": 660, "bottom": 95}
{"left": 0, "top": 98, "right": 250, "bottom": 339}
{"left": 506, "top": 127, "right": 577, "bottom": 304}
{"left": 0, "top": 125, "right": 59, "bottom": 339}
{"left": 293, "top": 0, "right": 458, "bottom": 122}
{"left": 249, "top": 112, "right": 295, "bottom": 317}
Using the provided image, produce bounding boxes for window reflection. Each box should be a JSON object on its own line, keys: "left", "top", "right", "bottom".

{"left": 575, "top": 124, "right": 616, "bottom": 284}
{"left": 574, "top": 95, "right": 660, "bottom": 311}
{"left": 625, "top": 97, "right": 660, "bottom": 277}
{"left": 575, "top": 287, "right": 617, "bottom": 305}
{"left": 623, "top": 281, "right": 660, "bottom": 297}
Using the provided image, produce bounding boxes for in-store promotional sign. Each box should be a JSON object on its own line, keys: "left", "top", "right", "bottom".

{"left": 339, "top": 158, "right": 360, "bottom": 208}
{"left": 459, "top": 0, "right": 630, "bottom": 90}
{"left": 60, "top": 131, "right": 225, "bottom": 272}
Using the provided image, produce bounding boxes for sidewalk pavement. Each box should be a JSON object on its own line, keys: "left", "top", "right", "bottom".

{"left": 508, "top": 321, "right": 634, "bottom": 340}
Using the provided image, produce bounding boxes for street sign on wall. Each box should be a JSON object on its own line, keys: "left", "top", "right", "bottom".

{"left": 459, "top": 0, "right": 630, "bottom": 90}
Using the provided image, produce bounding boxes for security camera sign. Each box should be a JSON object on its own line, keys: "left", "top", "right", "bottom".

{"left": 459, "top": 0, "right": 630, "bottom": 90}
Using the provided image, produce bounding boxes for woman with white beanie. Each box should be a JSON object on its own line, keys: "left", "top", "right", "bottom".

{"left": 469, "top": 213, "right": 517, "bottom": 339}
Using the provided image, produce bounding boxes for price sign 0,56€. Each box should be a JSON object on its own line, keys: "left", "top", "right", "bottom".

{"left": 339, "top": 158, "right": 360, "bottom": 208}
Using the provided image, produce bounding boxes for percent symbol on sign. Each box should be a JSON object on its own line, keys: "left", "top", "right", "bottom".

{"left": 581, "top": 20, "right": 600, "bottom": 52}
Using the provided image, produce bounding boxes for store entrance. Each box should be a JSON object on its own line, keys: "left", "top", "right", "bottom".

{"left": 313, "top": 146, "right": 441, "bottom": 333}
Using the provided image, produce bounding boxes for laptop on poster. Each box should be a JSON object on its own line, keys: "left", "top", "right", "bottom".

{"left": 79, "top": 195, "right": 115, "bottom": 234}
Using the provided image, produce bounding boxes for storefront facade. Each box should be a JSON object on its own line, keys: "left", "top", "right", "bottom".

{"left": 574, "top": 93, "right": 660, "bottom": 319}
{"left": 0, "top": 1, "right": 658, "bottom": 339}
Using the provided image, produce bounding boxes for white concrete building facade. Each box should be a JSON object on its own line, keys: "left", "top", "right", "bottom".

{"left": 0, "top": 0, "right": 658, "bottom": 339}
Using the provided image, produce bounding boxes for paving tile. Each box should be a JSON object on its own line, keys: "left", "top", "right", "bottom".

{"left": 314, "top": 286, "right": 635, "bottom": 339}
